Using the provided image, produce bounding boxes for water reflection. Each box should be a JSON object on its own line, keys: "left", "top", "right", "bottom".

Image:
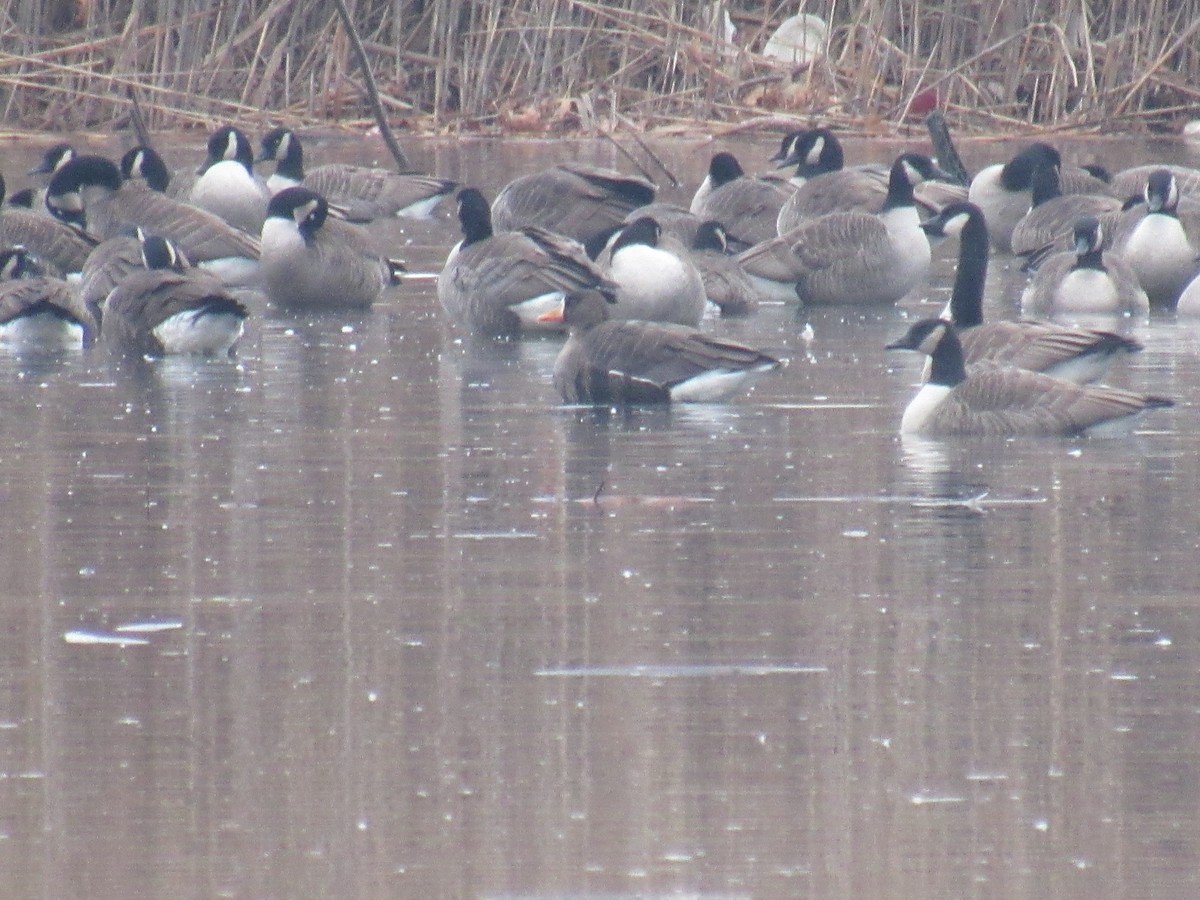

{"left": 1, "top": 134, "right": 1199, "bottom": 898}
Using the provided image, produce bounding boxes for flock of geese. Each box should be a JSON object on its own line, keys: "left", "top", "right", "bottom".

{"left": 1, "top": 123, "right": 1196, "bottom": 437}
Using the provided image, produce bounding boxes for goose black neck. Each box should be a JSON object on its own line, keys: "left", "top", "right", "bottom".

{"left": 1072, "top": 248, "right": 1107, "bottom": 272}
{"left": 457, "top": 190, "right": 494, "bottom": 245}
{"left": 1029, "top": 163, "right": 1062, "bottom": 207}
{"left": 929, "top": 327, "right": 968, "bottom": 387}
{"left": 883, "top": 160, "right": 915, "bottom": 210}
{"left": 948, "top": 212, "right": 989, "bottom": 328}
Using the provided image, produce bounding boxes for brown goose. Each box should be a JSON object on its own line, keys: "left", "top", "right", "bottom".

{"left": 46, "top": 155, "right": 260, "bottom": 287}
{"left": 0, "top": 173, "right": 97, "bottom": 276}
{"left": 438, "top": 187, "right": 616, "bottom": 336}
{"left": 737, "top": 155, "right": 931, "bottom": 305}
{"left": 102, "top": 232, "right": 248, "bottom": 356}
{"left": 1109, "top": 163, "right": 1200, "bottom": 201}
{"left": 688, "top": 221, "right": 757, "bottom": 317}
{"left": 260, "top": 187, "right": 403, "bottom": 310}
{"left": 490, "top": 163, "right": 656, "bottom": 245}
{"left": 537, "top": 289, "right": 782, "bottom": 404}
{"left": 256, "top": 128, "right": 456, "bottom": 222}
{"left": 0, "top": 247, "right": 98, "bottom": 348}
{"left": 924, "top": 202, "right": 1141, "bottom": 383}
{"left": 689, "top": 151, "right": 796, "bottom": 248}
{"left": 886, "top": 318, "right": 1172, "bottom": 437}
{"left": 1009, "top": 160, "right": 1121, "bottom": 258}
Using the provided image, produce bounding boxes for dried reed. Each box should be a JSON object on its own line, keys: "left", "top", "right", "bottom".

{"left": 2, "top": 0, "right": 1197, "bottom": 136}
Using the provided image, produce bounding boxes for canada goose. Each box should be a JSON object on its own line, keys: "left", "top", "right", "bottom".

{"left": 28, "top": 143, "right": 75, "bottom": 180}
{"left": 776, "top": 147, "right": 962, "bottom": 231}
{"left": 1009, "top": 160, "right": 1121, "bottom": 258}
{"left": 1176, "top": 271, "right": 1200, "bottom": 316}
{"left": 1021, "top": 216, "right": 1149, "bottom": 318}
{"left": 600, "top": 216, "right": 707, "bottom": 326}
{"left": 925, "top": 202, "right": 1142, "bottom": 383}
{"left": 438, "top": 187, "right": 616, "bottom": 336}
{"left": 768, "top": 128, "right": 841, "bottom": 178}
{"left": 1111, "top": 170, "right": 1200, "bottom": 307}
{"left": 0, "top": 247, "right": 98, "bottom": 348}
{"left": 78, "top": 228, "right": 147, "bottom": 319}
{"left": 256, "top": 127, "right": 457, "bottom": 222}
{"left": 621, "top": 202, "right": 704, "bottom": 248}
{"left": 0, "top": 173, "right": 97, "bottom": 276}
{"left": 537, "top": 289, "right": 782, "bottom": 404}
{"left": 737, "top": 154, "right": 932, "bottom": 305}
{"left": 188, "top": 125, "right": 271, "bottom": 234}
{"left": 46, "top": 155, "right": 261, "bottom": 287}
{"left": 490, "top": 162, "right": 656, "bottom": 245}
{"left": 689, "top": 151, "right": 797, "bottom": 247}
{"left": 102, "top": 231, "right": 248, "bottom": 356}
{"left": 119, "top": 145, "right": 194, "bottom": 199}
{"left": 688, "top": 221, "right": 758, "bottom": 317}
{"left": 1109, "top": 163, "right": 1200, "bottom": 201}
{"left": 967, "top": 143, "right": 1073, "bottom": 253}
{"left": 260, "top": 186, "right": 403, "bottom": 310}
{"left": 886, "top": 318, "right": 1172, "bottom": 437}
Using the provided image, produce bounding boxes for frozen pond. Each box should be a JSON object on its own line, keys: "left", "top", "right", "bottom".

{"left": 1, "top": 131, "right": 1199, "bottom": 898}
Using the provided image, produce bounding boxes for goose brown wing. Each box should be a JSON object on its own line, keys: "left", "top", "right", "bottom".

{"left": 937, "top": 368, "right": 1159, "bottom": 436}
{"left": 492, "top": 164, "right": 655, "bottom": 238}
{"left": 0, "top": 207, "right": 97, "bottom": 274}
{"left": 585, "top": 321, "right": 775, "bottom": 385}
{"left": 697, "top": 177, "right": 794, "bottom": 245}
{"left": 1011, "top": 195, "right": 1122, "bottom": 256}
{"left": 779, "top": 171, "right": 887, "bottom": 228}
{"left": 959, "top": 321, "right": 1138, "bottom": 373}
{"left": 304, "top": 166, "right": 455, "bottom": 220}
{"left": 113, "top": 186, "right": 260, "bottom": 261}
{"left": 0, "top": 276, "right": 95, "bottom": 333}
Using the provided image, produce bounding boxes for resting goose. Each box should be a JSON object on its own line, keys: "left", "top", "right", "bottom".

{"left": 260, "top": 187, "right": 403, "bottom": 310}
{"left": 1109, "top": 163, "right": 1200, "bottom": 201}
{"left": 688, "top": 221, "right": 758, "bottom": 317}
{"left": 599, "top": 217, "right": 707, "bottom": 326}
{"left": 689, "top": 151, "right": 798, "bottom": 247}
{"left": 1111, "top": 169, "right": 1200, "bottom": 307}
{"left": 737, "top": 154, "right": 932, "bottom": 305}
{"left": 189, "top": 125, "right": 271, "bottom": 234}
{"left": 1021, "top": 216, "right": 1148, "bottom": 318}
{"left": 886, "top": 318, "right": 1172, "bottom": 437}
{"left": 256, "top": 127, "right": 456, "bottom": 222}
{"left": 120, "top": 145, "right": 195, "bottom": 200}
{"left": 438, "top": 187, "right": 615, "bottom": 336}
{"left": 490, "top": 163, "right": 656, "bottom": 245}
{"left": 102, "top": 231, "right": 248, "bottom": 356}
{"left": 0, "top": 173, "right": 97, "bottom": 277}
{"left": 925, "top": 201, "right": 1142, "bottom": 383}
{"left": 538, "top": 289, "right": 782, "bottom": 404}
{"left": 46, "top": 155, "right": 260, "bottom": 287}
{"left": 1009, "top": 160, "right": 1121, "bottom": 258}
{"left": 0, "top": 247, "right": 97, "bottom": 348}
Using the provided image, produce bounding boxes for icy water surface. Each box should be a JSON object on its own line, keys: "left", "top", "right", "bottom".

{"left": 1, "top": 132, "right": 1199, "bottom": 898}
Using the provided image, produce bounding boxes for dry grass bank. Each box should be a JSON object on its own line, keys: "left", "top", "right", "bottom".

{"left": 2, "top": 0, "right": 1198, "bottom": 138}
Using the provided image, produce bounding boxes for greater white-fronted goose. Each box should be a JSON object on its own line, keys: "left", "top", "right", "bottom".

{"left": 538, "top": 289, "right": 782, "bottom": 404}
{"left": 886, "top": 318, "right": 1172, "bottom": 437}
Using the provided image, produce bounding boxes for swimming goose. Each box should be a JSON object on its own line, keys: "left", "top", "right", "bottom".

{"left": 599, "top": 217, "right": 707, "bottom": 326}
{"left": 256, "top": 127, "right": 457, "bottom": 222}
{"left": 46, "top": 155, "right": 260, "bottom": 287}
{"left": 925, "top": 202, "right": 1142, "bottom": 383}
{"left": 736, "top": 154, "right": 932, "bottom": 305}
{"left": 0, "top": 247, "right": 98, "bottom": 348}
{"left": 776, "top": 148, "right": 961, "bottom": 231}
{"left": 260, "top": 186, "right": 403, "bottom": 310}
{"left": 688, "top": 221, "right": 758, "bottom": 317}
{"left": 0, "top": 173, "right": 97, "bottom": 277}
{"left": 189, "top": 125, "right": 271, "bottom": 234}
{"left": 1021, "top": 216, "right": 1148, "bottom": 318}
{"left": 1111, "top": 169, "right": 1200, "bottom": 307}
{"left": 490, "top": 163, "right": 656, "bottom": 245}
{"left": 689, "top": 151, "right": 797, "bottom": 247}
{"left": 438, "top": 187, "right": 616, "bottom": 336}
{"left": 886, "top": 318, "right": 1172, "bottom": 437}
{"left": 102, "top": 231, "right": 248, "bottom": 356}
{"left": 537, "top": 289, "right": 782, "bottom": 404}
{"left": 1009, "top": 160, "right": 1121, "bottom": 258}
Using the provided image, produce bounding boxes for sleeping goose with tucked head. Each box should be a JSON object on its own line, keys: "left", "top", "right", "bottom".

{"left": 0, "top": 246, "right": 98, "bottom": 349}
{"left": 886, "top": 318, "right": 1172, "bottom": 437}
{"left": 0, "top": 173, "right": 97, "bottom": 277}
{"left": 924, "top": 201, "right": 1142, "bottom": 384}
{"left": 538, "top": 289, "right": 782, "bottom": 404}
